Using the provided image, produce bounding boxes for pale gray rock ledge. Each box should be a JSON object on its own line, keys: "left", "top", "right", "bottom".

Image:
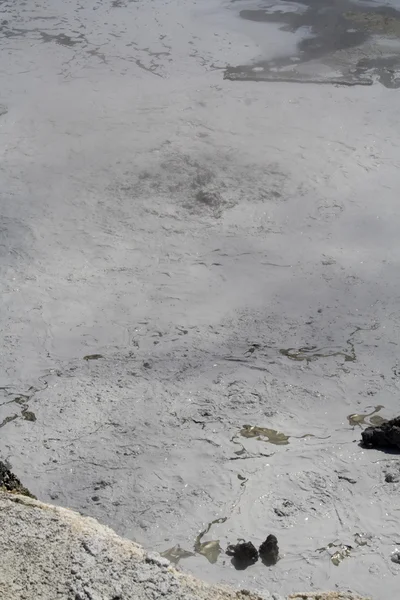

{"left": 0, "top": 492, "right": 369, "bottom": 600}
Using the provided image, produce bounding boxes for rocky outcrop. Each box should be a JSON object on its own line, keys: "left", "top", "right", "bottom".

{"left": 0, "top": 461, "right": 35, "bottom": 498}
{"left": 362, "top": 416, "right": 400, "bottom": 450}
{"left": 0, "top": 491, "right": 370, "bottom": 600}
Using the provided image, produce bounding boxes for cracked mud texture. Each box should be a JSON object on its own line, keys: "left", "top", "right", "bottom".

{"left": 1, "top": 0, "right": 400, "bottom": 599}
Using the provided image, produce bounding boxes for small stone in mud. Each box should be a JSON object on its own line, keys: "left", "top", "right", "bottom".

{"left": 226, "top": 541, "right": 258, "bottom": 567}
{"left": 337, "top": 473, "right": 357, "bottom": 485}
{"left": 143, "top": 360, "right": 153, "bottom": 369}
{"left": 93, "top": 480, "right": 111, "bottom": 491}
{"left": 361, "top": 416, "right": 400, "bottom": 450}
{"left": 83, "top": 354, "right": 104, "bottom": 361}
{"left": 259, "top": 534, "right": 279, "bottom": 565}
{"left": 391, "top": 551, "right": 400, "bottom": 564}
{"left": 91, "top": 495, "right": 100, "bottom": 502}
{"left": 385, "top": 473, "right": 395, "bottom": 483}
{"left": 22, "top": 410, "right": 36, "bottom": 422}
{"left": 200, "top": 410, "right": 212, "bottom": 417}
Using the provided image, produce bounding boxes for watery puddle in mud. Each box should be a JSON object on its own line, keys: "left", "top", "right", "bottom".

{"left": 161, "top": 545, "right": 196, "bottom": 564}
{"left": 224, "top": 325, "right": 379, "bottom": 372}
{"left": 0, "top": 381, "right": 47, "bottom": 429}
{"left": 225, "top": 0, "right": 400, "bottom": 86}
{"left": 277, "top": 325, "right": 380, "bottom": 365}
{"left": 240, "top": 424, "right": 290, "bottom": 445}
{"left": 347, "top": 404, "right": 387, "bottom": 428}
{"left": 238, "top": 423, "right": 330, "bottom": 448}
{"left": 279, "top": 345, "right": 355, "bottom": 363}
{"left": 162, "top": 517, "right": 227, "bottom": 565}
{"left": 194, "top": 517, "right": 227, "bottom": 564}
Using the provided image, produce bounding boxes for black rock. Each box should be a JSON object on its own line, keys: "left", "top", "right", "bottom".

{"left": 391, "top": 551, "right": 400, "bottom": 564}
{"left": 361, "top": 416, "right": 400, "bottom": 450}
{"left": 0, "top": 461, "right": 35, "bottom": 498}
{"left": 226, "top": 541, "right": 258, "bottom": 568}
{"left": 259, "top": 534, "right": 279, "bottom": 565}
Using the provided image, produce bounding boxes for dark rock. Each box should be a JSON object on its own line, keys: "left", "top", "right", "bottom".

{"left": 337, "top": 473, "right": 357, "bottom": 484}
{"left": 200, "top": 410, "right": 212, "bottom": 417}
{"left": 259, "top": 534, "right": 279, "bottom": 565}
{"left": 94, "top": 480, "right": 110, "bottom": 491}
{"left": 361, "top": 416, "right": 400, "bottom": 450}
{"left": 0, "top": 461, "right": 35, "bottom": 498}
{"left": 83, "top": 354, "right": 104, "bottom": 361}
{"left": 226, "top": 541, "right": 258, "bottom": 568}
{"left": 391, "top": 551, "right": 400, "bottom": 564}
{"left": 22, "top": 409, "right": 36, "bottom": 422}
{"left": 384, "top": 469, "right": 400, "bottom": 483}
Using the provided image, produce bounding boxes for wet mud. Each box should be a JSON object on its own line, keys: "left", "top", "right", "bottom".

{"left": 225, "top": 0, "right": 400, "bottom": 87}
{"left": 1, "top": 1, "right": 400, "bottom": 599}
{"left": 161, "top": 545, "right": 195, "bottom": 565}
{"left": 0, "top": 380, "right": 47, "bottom": 429}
